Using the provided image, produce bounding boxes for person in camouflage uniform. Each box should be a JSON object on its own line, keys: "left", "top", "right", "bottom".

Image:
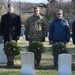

{"left": 25, "top": 6, "right": 47, "bottom": 44}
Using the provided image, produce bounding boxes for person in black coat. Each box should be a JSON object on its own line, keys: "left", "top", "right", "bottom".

{"left": 72, "top": 20, "right": 75, "bottom": 44}
{"left": 1, "top": 4, "right": 21, "bottom": 66}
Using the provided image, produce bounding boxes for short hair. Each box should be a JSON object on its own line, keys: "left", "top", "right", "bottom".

{"left": 56, "top": 9, "right": 63, "bottom": 14}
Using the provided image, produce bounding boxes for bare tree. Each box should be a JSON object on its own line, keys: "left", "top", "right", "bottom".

{"left": 46, "top": 0, "right": 59, "bottom": 19}
{"left": 48, "top": 0, "right": 57, "bottom": 3}
{"left": 72, "top": 0, "right": 75, "bottom": 18}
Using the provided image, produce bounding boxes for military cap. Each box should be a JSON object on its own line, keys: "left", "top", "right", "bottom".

{"left": 34, "top": 6, "right": 39, "bottom": 11}
{"left": 8, "top": 3, "right": 13, "bottom": 8}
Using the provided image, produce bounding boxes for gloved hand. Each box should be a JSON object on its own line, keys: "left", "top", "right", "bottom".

{"left": 26, "top": 35, "right": 29, "bottom": 41}
{"left": 49, "top": 40, "right": 53, "bottom": 44}
{"left": 73, "top": 41, "right": 75, "bottom": 45}
{"left": 17, "top": 36, "right": 20, "bottom": 40}
{"left": 41, "top": 37, "right": 45, "bottom": 42}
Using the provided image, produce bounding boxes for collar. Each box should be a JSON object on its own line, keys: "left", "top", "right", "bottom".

{"left": 55, "top": 17, "right": 65, "bottom": 21}
{"left": 33, "top": 14, "right": 42, "bottom": 19}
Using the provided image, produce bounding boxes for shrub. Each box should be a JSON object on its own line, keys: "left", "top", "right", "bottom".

{"left": 28, "top": 41, "right": 45, "bottom": 59}
{"left": 4, "top": 40, "right": 21, "bottom": 56}
{"left": 52, "top": 42, "right": 68, "bottom": 57}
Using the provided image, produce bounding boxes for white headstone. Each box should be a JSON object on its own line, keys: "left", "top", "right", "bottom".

{"left": 0, "top": 37, "right": 4, "bottom": 43}
{"left": 58, "top": 53, "right": 72, "bottom": 75}
{"left": 21, "top": 52, "right": 34, "bottom": 75}
{"left": 0, "top": 44, "right": 7, "bottom": 63}
{"left": 21, "top": 27, "right": 25, "bottom": 36}
{"left": 20, "top": 27, "right": 25, "bottom": 40}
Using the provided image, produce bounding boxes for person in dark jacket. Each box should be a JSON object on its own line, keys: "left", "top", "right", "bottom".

{"left": 1, "top": 3, "right": 21, "bottom": 66}
{"left": 25, "top": 6, "right": 47, "bottom": 66}
{"left": 72, "top": 21, "right": 75, "bottom": 45}
{"left": 25, "top": 6, "right": 47, "bottom": 45}
{"left": 49, "top": 9, "right": 70, "bottom": 68}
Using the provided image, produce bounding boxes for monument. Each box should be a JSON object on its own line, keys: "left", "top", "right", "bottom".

{"left": 21, "top": 52, "right": 34, "bottom": 75}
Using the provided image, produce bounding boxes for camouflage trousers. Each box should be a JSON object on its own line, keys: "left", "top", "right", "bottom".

{"left": 6, "top": 56, "right": 15, "bottom": 66}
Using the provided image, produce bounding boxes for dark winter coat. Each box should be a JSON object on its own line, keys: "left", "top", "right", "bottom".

{"left": 49, "top": 18, "right": 70, "bottom": 44}
{"left": 1, "top": 13, "right": 21, "bottom": 45}
{"left": 72, "top": 20, "right": 75, "bottom": 44}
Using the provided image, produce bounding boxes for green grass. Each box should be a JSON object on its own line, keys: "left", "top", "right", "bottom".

{"left": 0, "top": 37, "right": 75, "bottom": 75}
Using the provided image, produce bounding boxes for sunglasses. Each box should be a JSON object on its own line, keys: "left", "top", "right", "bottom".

{"left": 56, "top": 13, "right": 62, "bottom": 15}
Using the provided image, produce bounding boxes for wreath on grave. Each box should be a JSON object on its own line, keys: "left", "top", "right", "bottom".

{"left": 4, "top": 40, "right": 21, "bottom": 56}
{"left": 28, "top": 41, "right": 45, "bottom": 65}
{"left": 52, "top": 42, "right": 68, "bottom": 57}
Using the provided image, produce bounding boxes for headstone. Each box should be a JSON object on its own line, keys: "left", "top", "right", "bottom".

{"left": 0, "top": 44, "right": 7, "bottom": 63}
{"left": 21, "top": 27, "right": 25, "bottom": 39}
{"left": 21, "top": 52, "right": 34, "bottom": 75}
{"left": 21, "top": 27, "right": 25, "bottom": 36}
{"left": 58, "top": 53, "right": 72, "bottom": 75}
{"left": 0, "top": 37, "right": 4, "bottom": 43}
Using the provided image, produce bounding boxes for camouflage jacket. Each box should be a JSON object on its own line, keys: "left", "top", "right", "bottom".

{"left": 25, "top": 15, "right": 47, "bottom": 40}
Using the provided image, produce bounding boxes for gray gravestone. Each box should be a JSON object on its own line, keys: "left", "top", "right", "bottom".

{"left": 21, "top": 27, "right": 25, "bottom": 39}
{"left": 58, "top": 54, "right": 72, "bottom": 75}
{"left": 0, "top": 44, "right": 7, "bottom": 63}
{"left": 0, "top": 37, "right": 3, "bottom": 44}
{"left": 21, "top": 27, "right": 25, "bottom": 36}
{"left": 21, "top": 52, "right": 34, "bottom": 75}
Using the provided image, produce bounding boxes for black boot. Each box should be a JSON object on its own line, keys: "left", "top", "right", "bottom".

{"left": 6, "top": 56, "right": 14, "bottom": 67}
{"left": 6, "top": 61, "right": 14, "bottom": 67}
{"left": 37, "top": 59, "right": 41, "bottom": 65}
{"left": 35, "top": 59, "right": 41, "bottom": 66}
{"left": 6, "top": 62, "right": 10, "bottom": 67}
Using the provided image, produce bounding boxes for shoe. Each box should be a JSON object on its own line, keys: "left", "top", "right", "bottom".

{"left": 6, "top": 61, "right": 14, "bottom": 67}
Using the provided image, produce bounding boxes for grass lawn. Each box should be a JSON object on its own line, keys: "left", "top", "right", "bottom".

{"left": 0, "top": 37, "right": 75, "bottom": 75}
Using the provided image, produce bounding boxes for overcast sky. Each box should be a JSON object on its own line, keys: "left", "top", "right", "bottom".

{"left": 14, "top": 0, "right": 71, "bottom": 3}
